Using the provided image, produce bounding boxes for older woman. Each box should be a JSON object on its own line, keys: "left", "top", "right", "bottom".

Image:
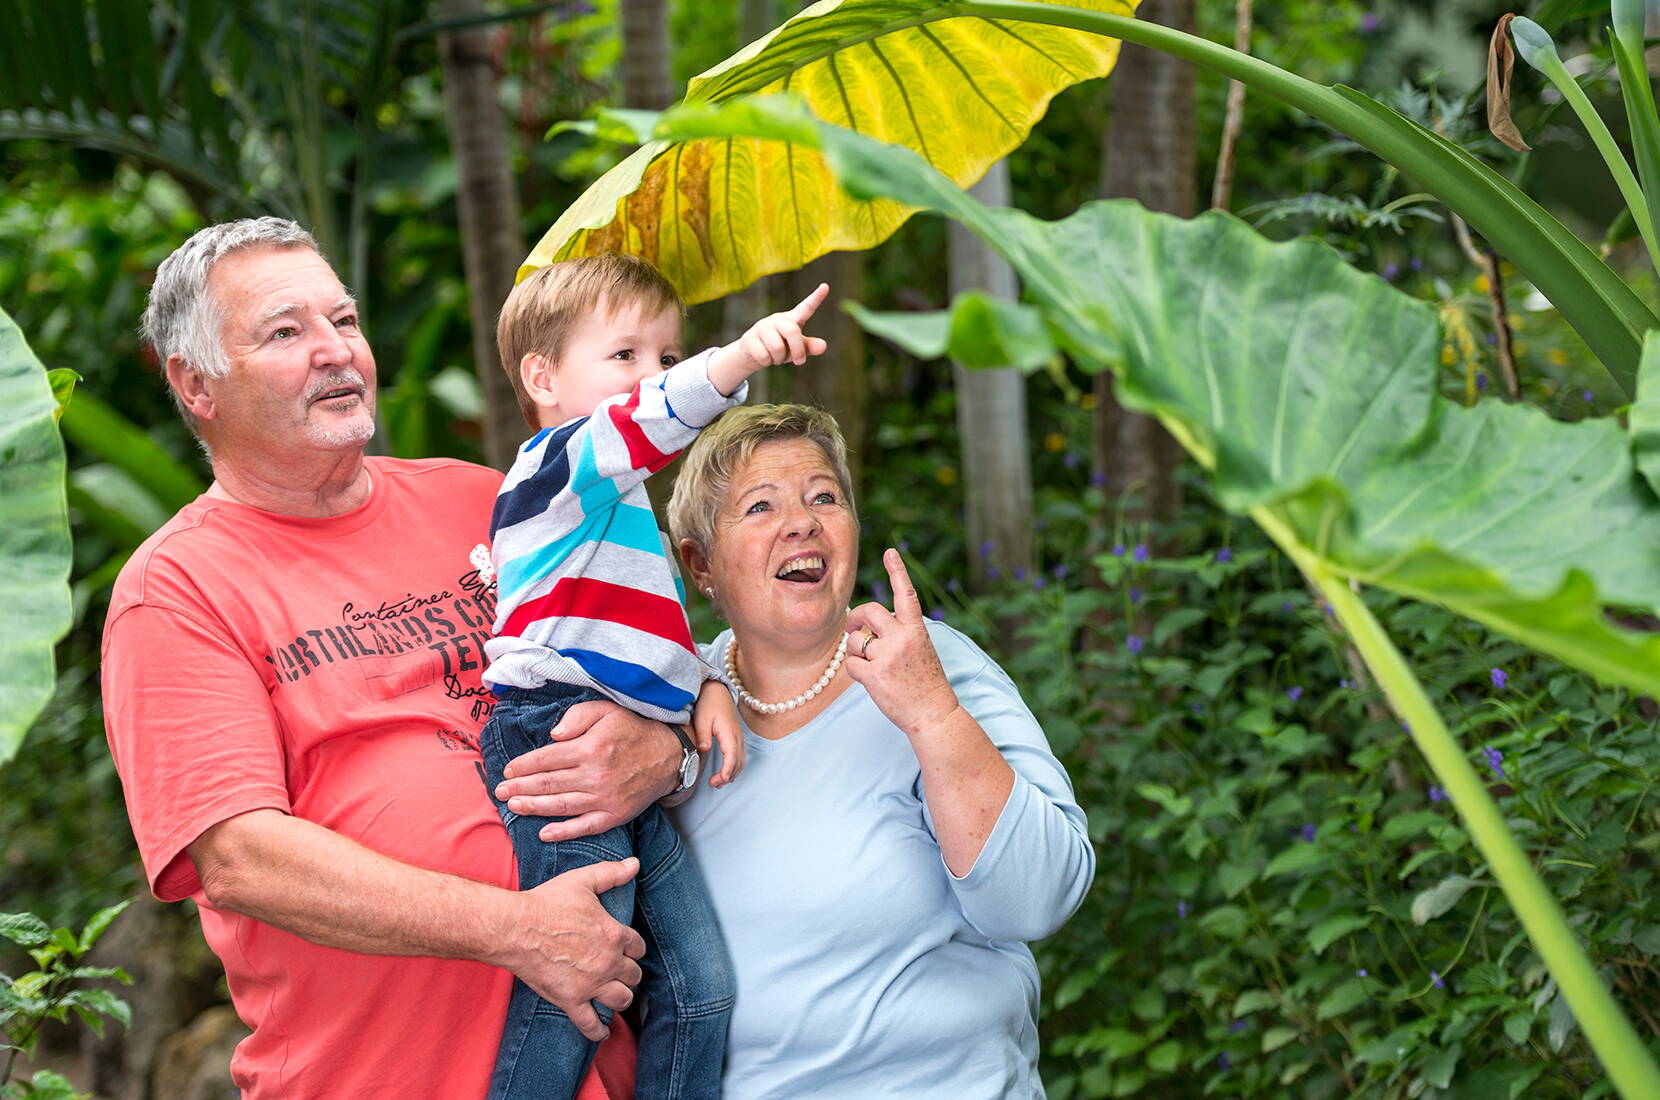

{"left": 664, "top": 403, "right": 1094, "bottom": 1098}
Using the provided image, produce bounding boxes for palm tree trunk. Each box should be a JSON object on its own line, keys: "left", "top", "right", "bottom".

{"left": 620, "top": 0, "right": 674, "bottom": 110}
{"left": 1092, "top": 0, "right": 1197, "bottom": 531}
{"left": 722, "top": 0, "right": 780, "bottom": 404}
{"left": 436, "top": 0, "right": 525, "bottom": 470}
{"left": 950, "top": 161, "right": 1034, "bottom": 591}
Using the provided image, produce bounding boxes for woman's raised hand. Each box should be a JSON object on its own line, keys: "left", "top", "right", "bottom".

{"left": 845, "top": 548, "right": 961, "bottom": 736}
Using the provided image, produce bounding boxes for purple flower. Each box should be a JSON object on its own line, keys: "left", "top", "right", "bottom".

{"left": 1091, "top": 470, "right": 1107, "bottom": 488}
{"left": 1126, "top": 634, "right": 1144, "bottom": 655}
{"left": 1489, "top": 667, "right": 1508, "bottom": 689}
{"left": 1483, "top": 745, "right": 1504, "bottom": 779}
{"left": 1323, "top": 601, "right": 1334, "bottom": 617}
{"left": 1013, "top": 567, "right": 1027, "bottom": 582}
{"left": 1281, "top": 601, "right": 1294, "bottom": 613}
{"left": 1301, "top": 823, "right": 1317, "bottom": 843}
{"left": 1360, "top": 11, "right": 1380, "bottom": 32}
{"left": 1032, "top": 575, "right": 1046, "bottom": 590}
{"left": 1410, "top": 257, "right": 1423, "bottom": 271}
{"left": 1063, "top": 451, "right": 1081, "bottom": 469}
{"left": 1052, "top": 563, "right": 1071, "bottom": 580}
{"left": 1129, "top": 586, "right": 1142, "bottom": 603}
{"left": 1431, "top": 970, "right": 1445, "bottom": 989}
{"left": 1485, "top": 333, "right": 1497, "bottom": 347}
{"left": 929, "top": 606, "right": 945, "bottom": 621}
{"left": 987, "top": 566, "right": 1001, "bottom": 580}
{"left": 1382, "top": 261, "right": 1400, "bottom": 281}
{"left": 1215, "top": 546, "right": 1233, "bottom": 563}
{"left": 1134, "top": 544, "right": 1149, "bottom": 564}
{"left": 946, "top": 578, "right": 961, "bottom": 594}
{"left": 978, "top": 540, "right": 994, "bottom": 561}
{"left": 1583, "top": 390, "right": 1594, "bottom": 403}
{"left": 1228, "top": 1019, "right": 1248, "bottom": 1033}
{"left": 1287, "top": 686, "right": 1303, "bottom": 702}
{"left": 1477, "top": 371, "right": 1489, "bottom": 390}
{"left": 1217, "top": 1052, "right": 1233, "bottom": 1071}
{"left": 1112, "top": 543, "right": 1126, "bottom": 557}
{"left": 1340, "top": 679, "right": 1353, "bottom": 689}
{"left": 1356, "top": 968, "right": 1369, "bottom": 978}
{"left": 1177, "top": 900, "right": 1189, "bottom": 919}
{"left": 1429, "top": 784, "right": 1447, "bottom": 802}
{"left": 898, "top": 538, "right": 911, "bottom": 553}
{"left": 873, "top": 580, "right": 890, "bottom": 604}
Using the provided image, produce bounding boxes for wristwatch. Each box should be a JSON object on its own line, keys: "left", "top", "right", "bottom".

{"left": 670, "top": 724, "right": 700, "bottom": 794}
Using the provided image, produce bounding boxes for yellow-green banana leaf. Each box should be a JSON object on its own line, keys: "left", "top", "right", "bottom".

{"left": 523, "top": 0, "right": 1137, "bottom": 301}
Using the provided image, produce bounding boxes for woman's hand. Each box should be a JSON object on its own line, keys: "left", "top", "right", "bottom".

{"left": 844, "top": 548, "right": 961, "bottom": 736}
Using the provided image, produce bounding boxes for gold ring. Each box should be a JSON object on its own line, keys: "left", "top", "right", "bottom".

{"left": 859, "top": 631, "right": 874, "bottom": 658}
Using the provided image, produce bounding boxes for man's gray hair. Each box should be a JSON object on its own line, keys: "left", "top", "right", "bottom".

{"left": 142, "top": 216, "right": 319, "bottom": 382}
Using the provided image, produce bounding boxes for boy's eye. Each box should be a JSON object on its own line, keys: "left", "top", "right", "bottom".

{"left": 661, "top": 354, "right": 679, "bottom": 367}
{"left": 613, "top": 349, "right": 634, "bottom": 360}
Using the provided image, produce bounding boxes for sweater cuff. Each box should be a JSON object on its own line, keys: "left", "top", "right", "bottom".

{"left": 663, "top": 349, "right": 747, "bottom": 429}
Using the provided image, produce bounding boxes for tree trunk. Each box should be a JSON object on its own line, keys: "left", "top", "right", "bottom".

{"left": 950, "top": 161, "right": 1034, "bottom": 591}
{"left": 437, "top": 0, "right": 525, "bottom": 471}
{"left": 620, "top": 0, "right": 674, "bottom": 110}
{"left": 1093, "top": 0, "right": 1197, "bottom": 531}
{"left": 787, "top": 254, "right": 868, "bottom": 488}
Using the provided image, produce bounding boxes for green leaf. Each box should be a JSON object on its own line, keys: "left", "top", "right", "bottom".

{"left": 1263, "top": 842, "right": 1326, "bottom": 879}
{"left": 1505, "top": 1011, "right": 1534, "bottom": 1045}
{"left": 1549, "top": 990, "right": 1578, "bottom": 1052}
{"left": 57, "top": 388, "right": 205, "bottom": 514}
{"left": 846, "top": 294, "right": 1061, "bottom": 371}
{"left": 1384, "top": 811, "right": 1450, "bottom": 843}
{"left": 1233, "top": 989, "right": 1278, "bottom": 1016}
{"left": 1630, "top": 926, "right": 1660, "bottom": 955}
{"left": 1261, "top": 1026, "right": 1299, "bottom": 1053}
{"left": 1308, "top": 913, "right": 1371, "bottom": 955}
{"left": 1218, "top": 861, "right": 1257, "bottom": 899}
{"left": 526, "top": 0, "right": 1136, "bottom": 303}
{"left": 1144, "top": 1039, "right": 1182, "bottom": 1073}
{"left": 1154, "top": 607, "right": 1208, "bottom": 649}
{"left": 46, "top": 368, "right": 78, "bottom": 423}
{"left": 1630, "top": 331, "right": 1660, "bottom": 498}
{"left": 1316, "top": 979, "right": 1368, "bottom": 1020}
{"left": 0, "top": 309, "right": 71, "bottom": 766}
{"left": 77, "top": 900, "right": 130, "bottom": 954}
{"left": 1134, "top": 782, "right": 1191, "bottom": 817}
{"left": 0, "top": 912, "right": 51, "bottom": 947}
{"left": 63, "top": 987, "right": 131, "bottom": 1031}
{"left": 1198, "top": 905, "right": 1248, "bottom": 939}
{"left": 1411, "top": 874, "right": 1482, "bottom": 925}
{"left": 18, "top": 1069, "right": 81, "bottom": 1100}
{"left": 1420, "top": 1043, "right": 1461, "bottom": 1089}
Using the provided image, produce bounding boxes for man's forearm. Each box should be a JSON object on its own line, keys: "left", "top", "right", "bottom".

{"left": 190, "top": 808, "right": 516, "bottom": 963}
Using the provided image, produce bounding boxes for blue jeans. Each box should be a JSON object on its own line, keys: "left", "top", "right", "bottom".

{"left": 481, "top": 681, "right": 734, "bottom": 1100}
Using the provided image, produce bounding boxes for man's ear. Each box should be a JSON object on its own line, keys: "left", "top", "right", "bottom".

{"left": 165, "top": 354, "right": 216, "bottom": 421}
{"left": 519, "top": 352, "right": 558, "bottom": 409}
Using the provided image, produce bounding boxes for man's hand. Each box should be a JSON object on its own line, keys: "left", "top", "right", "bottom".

{"left": 495, "top": 700, "right": 682, "bottom": 842}
{"left": 490, "top": 859, "right": 647, "bottom": 1041}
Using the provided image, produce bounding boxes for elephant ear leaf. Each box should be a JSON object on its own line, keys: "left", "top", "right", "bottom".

{"left": 644, "top": 99, "right": 1660, "bottom": 696}
{"left": 0, "top": 308, "right": 73, "bottom": 764}
{"left": 523, "top": 0, "right": 1138, "bottom": 302}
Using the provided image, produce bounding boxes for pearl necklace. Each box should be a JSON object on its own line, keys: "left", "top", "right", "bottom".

{"left": 723, "top": 634, "right": 847, "bottom": 715}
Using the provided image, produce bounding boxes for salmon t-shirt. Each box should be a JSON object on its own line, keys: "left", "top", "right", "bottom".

{"left": 102, "top": 456, "right": 634, "bottom": 1099}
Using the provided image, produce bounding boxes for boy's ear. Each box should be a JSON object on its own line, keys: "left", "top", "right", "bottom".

{"left": 519, "top": 352, "right": 558, "bottom": 408}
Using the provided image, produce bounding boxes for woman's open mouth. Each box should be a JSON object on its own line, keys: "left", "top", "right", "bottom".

{"left": 774, "top": 554, "right": 826, "bottom": 584}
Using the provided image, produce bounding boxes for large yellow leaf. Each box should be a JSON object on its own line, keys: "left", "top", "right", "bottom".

{"left": 523, "top": 0, "right": 1138, "bottom": 301}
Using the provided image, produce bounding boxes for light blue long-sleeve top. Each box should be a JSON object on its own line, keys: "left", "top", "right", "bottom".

{"left": 670, "top": 620, "right": 1095, "bottom": 1099}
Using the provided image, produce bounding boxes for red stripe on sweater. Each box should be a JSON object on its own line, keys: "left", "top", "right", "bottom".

{"left": 500, "top": 576, "right": 694, "bottom": 651}
{"left": 608, "top": 388, "right": 677, "bottom": 474}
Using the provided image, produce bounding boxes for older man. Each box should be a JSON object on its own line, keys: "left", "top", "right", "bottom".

{"left": 102, "top": 218, "right": 683, "bottom": 1098}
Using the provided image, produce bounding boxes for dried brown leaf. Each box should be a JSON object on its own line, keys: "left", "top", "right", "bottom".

{"left": 1488, "top": 13, "right": 1532, "bottom": 152}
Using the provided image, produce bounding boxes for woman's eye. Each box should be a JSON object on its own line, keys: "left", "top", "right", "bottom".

{"left": 813, "top": 491, "right": 837, "bottom": 505}
{"left": 745, "top": 500, "right": 771, "bottom": 515}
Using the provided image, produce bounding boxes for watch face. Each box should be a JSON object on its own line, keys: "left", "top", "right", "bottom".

{"left": 680, "top": 749, "right": 700, "bottom": 789}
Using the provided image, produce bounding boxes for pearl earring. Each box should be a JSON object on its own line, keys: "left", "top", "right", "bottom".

{"left": 704, "top": 587, "right": 715, "bottom": 599}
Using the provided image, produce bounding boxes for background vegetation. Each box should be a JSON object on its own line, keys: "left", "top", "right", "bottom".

{"left": 6, "top": 0, "right": 1659, "bottom": 1096}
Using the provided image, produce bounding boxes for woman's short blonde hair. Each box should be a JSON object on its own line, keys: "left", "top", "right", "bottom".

{"left": 668, "top": 403, "right": 857, "bottom": 555}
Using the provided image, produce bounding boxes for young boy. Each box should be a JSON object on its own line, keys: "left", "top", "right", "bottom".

{"left": 479, "top": 252, "right": 827, "bottom": 1100}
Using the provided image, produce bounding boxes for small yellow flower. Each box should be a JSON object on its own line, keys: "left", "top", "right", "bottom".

{"left": 1441, "top": 345, "right": 1457, "bottom": 366}
{"left": 1514, "top": 340, "right": 1528, "bottom": 355}
{"left": 1044, "top": 432, "right": 1067, "bottom": 452}
{"left": 1510, "top": 313, "right": 1525, "bottom": 330}
{"left": 936, "top": 466, "right": 958, "bottom": 486}
{"left": 1080, "top": 392, "right": 1097, "bottom": 411}
{"left": 1546, "top": 348, "right": 1568, "bottom": 366}
{"left": 1473, "top": 273, "right": 1490, "bottom": 293}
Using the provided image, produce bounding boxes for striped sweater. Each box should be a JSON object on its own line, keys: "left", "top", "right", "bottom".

{"left": 481, "top": 350, "right": 746, "bottom": 723}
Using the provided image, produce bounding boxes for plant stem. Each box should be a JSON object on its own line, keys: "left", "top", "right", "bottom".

{"left": 1252, "top": 506, "right": 1660, "bottom": 1099}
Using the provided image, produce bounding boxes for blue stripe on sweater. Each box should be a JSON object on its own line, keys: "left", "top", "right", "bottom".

{"left": 558, "top": 647, "right": 696, "bottom": 713}
{"left": 496, "top": 502, "right": 664, "bottom": 602}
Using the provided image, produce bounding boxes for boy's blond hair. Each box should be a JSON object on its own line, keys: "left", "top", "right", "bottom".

{"left": 496, "top": 253, "right": 685, "bottom": 427}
